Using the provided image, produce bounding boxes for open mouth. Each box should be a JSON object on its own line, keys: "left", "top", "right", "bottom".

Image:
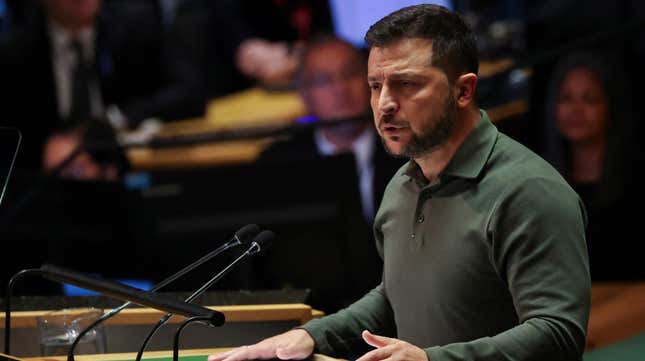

{"left": 382, "top": 125, "right": 408, "bottom": 134}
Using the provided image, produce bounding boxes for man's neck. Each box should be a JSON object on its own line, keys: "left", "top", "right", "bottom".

{"left": 413, "top": 107, "right": 480, "bottom": 182}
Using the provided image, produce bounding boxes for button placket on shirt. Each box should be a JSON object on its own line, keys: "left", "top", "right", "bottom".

{"left": 411, "top": 189, "right": 431, "bottom": 247}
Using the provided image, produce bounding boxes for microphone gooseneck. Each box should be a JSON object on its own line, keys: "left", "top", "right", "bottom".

{"left": 4, "top": 268, "right": 41, "bottom": 355}
{"left": 66, "top": 224, "right": 260, "bottom": 361}
{"left": 135, "top": 230, "right": 275, "bottom": 361}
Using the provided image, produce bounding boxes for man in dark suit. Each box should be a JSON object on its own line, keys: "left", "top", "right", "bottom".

{"left": 260, "top": 36, "right": 404, "bottom": 222}
{"left": 0, "top": 0, "right": 164, "bottom": 174}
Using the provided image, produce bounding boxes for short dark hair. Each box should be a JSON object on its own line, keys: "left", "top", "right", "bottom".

{"left": 365, "top": 4, "right": 478, "bottom": 82}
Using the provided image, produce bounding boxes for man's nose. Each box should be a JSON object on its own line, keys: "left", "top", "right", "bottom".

{"left": 378, "top": 86, "right": 399, "bottom": 115}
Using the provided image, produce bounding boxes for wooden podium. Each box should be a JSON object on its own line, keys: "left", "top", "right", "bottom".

{"left": 0, "top": 354, "right": 23, "bottom": 361}
{"left": 21, "top": 349, "right": 344, "bottom": 361}
{"left": 1, "top": 304, "right": 324, "bottom": 357}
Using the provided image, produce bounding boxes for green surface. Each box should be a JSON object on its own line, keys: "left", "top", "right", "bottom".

{"left": 584, "top": 333, "right": 645, "bottom": 361}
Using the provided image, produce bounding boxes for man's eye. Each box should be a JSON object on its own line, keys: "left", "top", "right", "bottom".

{"left": 369, "top": 84, "right": 381, "bottom": 91}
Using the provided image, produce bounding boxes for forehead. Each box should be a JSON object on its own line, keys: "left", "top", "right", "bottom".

{"left": 367, "top": 38, "right": 435, "bottom": 75}
{"left": 303, "top": 41, "right": 363, "bottom": 73}
{"left": 561, "top": 68, "right": 603, "bottom": 88}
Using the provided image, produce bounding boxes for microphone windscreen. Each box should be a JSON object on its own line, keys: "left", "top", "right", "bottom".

{"left": 235, "top": 224, "right": 260, "bottom": 243}
{"left": 253, "top": 230, "right": 275, "bottom": 253}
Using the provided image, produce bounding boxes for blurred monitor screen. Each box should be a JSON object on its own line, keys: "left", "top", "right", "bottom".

{"left": 64, "top": 279, "right": 153, "bottom": 296}
{"left": 329, "top": 0, "right": 453, "bottom": 47}
{"left": 0, "top": 127, "right": 20, "bottom": 206}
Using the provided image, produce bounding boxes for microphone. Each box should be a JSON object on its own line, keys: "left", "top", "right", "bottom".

{"left": 38, "top": 264, "right": 225, "bottom": 326}
{"left": 3, "top": 225, "right": 258, "bottom": 357}
{"left": 248, "top": 230, "right": 273, "bottom": 255}
{"left": 136, "top": 224, "right": 259, "bottom": 293}
{"left": 4, "top": 269, "right": 41, "bottom": 355}
{"left": 136, "top": 230, "right": 275, "bottom": 361}
{"left": 65, "top": 224, "right": 260, "bottom": 361}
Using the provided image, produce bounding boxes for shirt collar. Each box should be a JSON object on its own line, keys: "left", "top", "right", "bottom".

{"left": 314, "top": 128, "right": 337, "bottom": 156}
{"left": 314, "top": 126, "right": 375, "bottom": 160}
{"left": 48, "top": 20, "right": 95, "bottom": 58}
{"left": 441, "top": 110, "right": 498, "bottom": 179}
{"left": 351, "top": 127, "right": 376, "bottom": 167}
{"left": 403, "top": 110, "right": 498, "bottom": 183}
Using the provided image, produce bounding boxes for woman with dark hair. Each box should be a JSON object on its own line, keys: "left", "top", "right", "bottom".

{"left": 543, "top": 51, "right": 643, "bottom": 281}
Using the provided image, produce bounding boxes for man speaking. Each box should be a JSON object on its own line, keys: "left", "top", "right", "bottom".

{"left": 210, "top": 5, "right": 590, "bottom": 361}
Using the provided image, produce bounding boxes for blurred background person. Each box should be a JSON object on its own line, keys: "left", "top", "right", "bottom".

{"left": 260, "top": 35, "right": 404, "bottom": 223}
{"left": 42, "top": 120, "right": 129, "bottom": 181}
{"left": 169, "top": 0, "right": 331, "bottom": 100}
{"left": 542, "top": 51, "right": 644, "bottom": 281}
{"left": 258, "top": 36, "right": 404, "bottom": 309}
{"left": 0, "top": 0, "right": 165, "bottom": 173}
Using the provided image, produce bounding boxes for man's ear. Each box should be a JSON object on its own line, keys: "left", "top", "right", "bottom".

{"left": 454, "top": 73, "right": 477, "bottom": 108}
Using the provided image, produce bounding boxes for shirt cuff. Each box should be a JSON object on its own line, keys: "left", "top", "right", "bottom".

{"left": 425, "top": 346, "right": 443, "bottom": 361}
{"left": 299, "top": 319, "right": 335, "bottom": 356}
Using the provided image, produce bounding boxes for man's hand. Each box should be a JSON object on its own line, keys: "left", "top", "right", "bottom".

{"left": 235, "top": 38, "right": 299, "bottom": 84}
{"left": 208, "top": 329, "right": 315, "bottom": 361}
{"left": 43, "top": 131, "right": 117, "bottom": 181}
{"left": 356, "top": 330, "right": 429, "bottom": 361}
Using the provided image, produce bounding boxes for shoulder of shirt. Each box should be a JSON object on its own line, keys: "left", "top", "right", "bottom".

{"left": 484, "top": 132, "right": 583, "bottom": 213}
{"left": 380, "top": 160, "right": 415, "bottom": 195}
{"left": 489, "top": 132, "right": 569, "bottom": 185}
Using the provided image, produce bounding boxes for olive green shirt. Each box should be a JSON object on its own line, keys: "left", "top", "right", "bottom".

{"left": 302, "top": 111, "right": 590, "bottom": 361}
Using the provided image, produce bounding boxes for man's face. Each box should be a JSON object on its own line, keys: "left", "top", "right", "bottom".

{"left": 300, "top": 41, "right": 370, "bottom": 120}
{"left": 44, "top": 0, "right": 101, "bottom": 29}
{"left": 368, "top": 38, "right": 456, "bottom": 158}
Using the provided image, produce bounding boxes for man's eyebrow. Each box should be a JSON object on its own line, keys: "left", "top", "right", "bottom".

{"left": 368, "top": 70, "right": 428, "bottom": 82}
{"left": 367, "top": 75, "right": 381, "bottom": 82}
{"left": 388, "top": 71, "right": 427, "bottom": 79}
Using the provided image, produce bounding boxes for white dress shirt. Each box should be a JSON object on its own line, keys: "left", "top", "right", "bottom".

{"left": 48, "top": 20, "right": 104, "bottom": 120}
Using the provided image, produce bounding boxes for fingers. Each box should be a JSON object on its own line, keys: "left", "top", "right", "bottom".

{"left": 355, "top": 345, "right": 395, "bottom": 361}
{"left": 211, "top": 345, "right": 264, "bottom": 361}
{"left": 362, "top": 330, "right": 395, "bottom": 348}
{"left": 357, "top": 335, "right": 428, "bottom": 361}
{"left": 207, "top": 348, "right": 234, "bottom": 361}
{"left": 207, "top": 329, "right": 314, "bottom": 361}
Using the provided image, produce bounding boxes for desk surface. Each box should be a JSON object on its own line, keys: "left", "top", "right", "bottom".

{"left": 584, "top": 332, "right": 645, "bottom": 361}
{"left": 25, "top": 349, "right": 342, "bottom": 361}
{"left": 587, "top": 282, "right": 645, "bottom": 349}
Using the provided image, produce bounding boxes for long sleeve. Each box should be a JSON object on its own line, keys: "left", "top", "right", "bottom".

{"left": 425, "top": 177, "right": 590, "bottom": 361}
{"left": 301, "top": 284, "right": 396, "bottom": 358}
